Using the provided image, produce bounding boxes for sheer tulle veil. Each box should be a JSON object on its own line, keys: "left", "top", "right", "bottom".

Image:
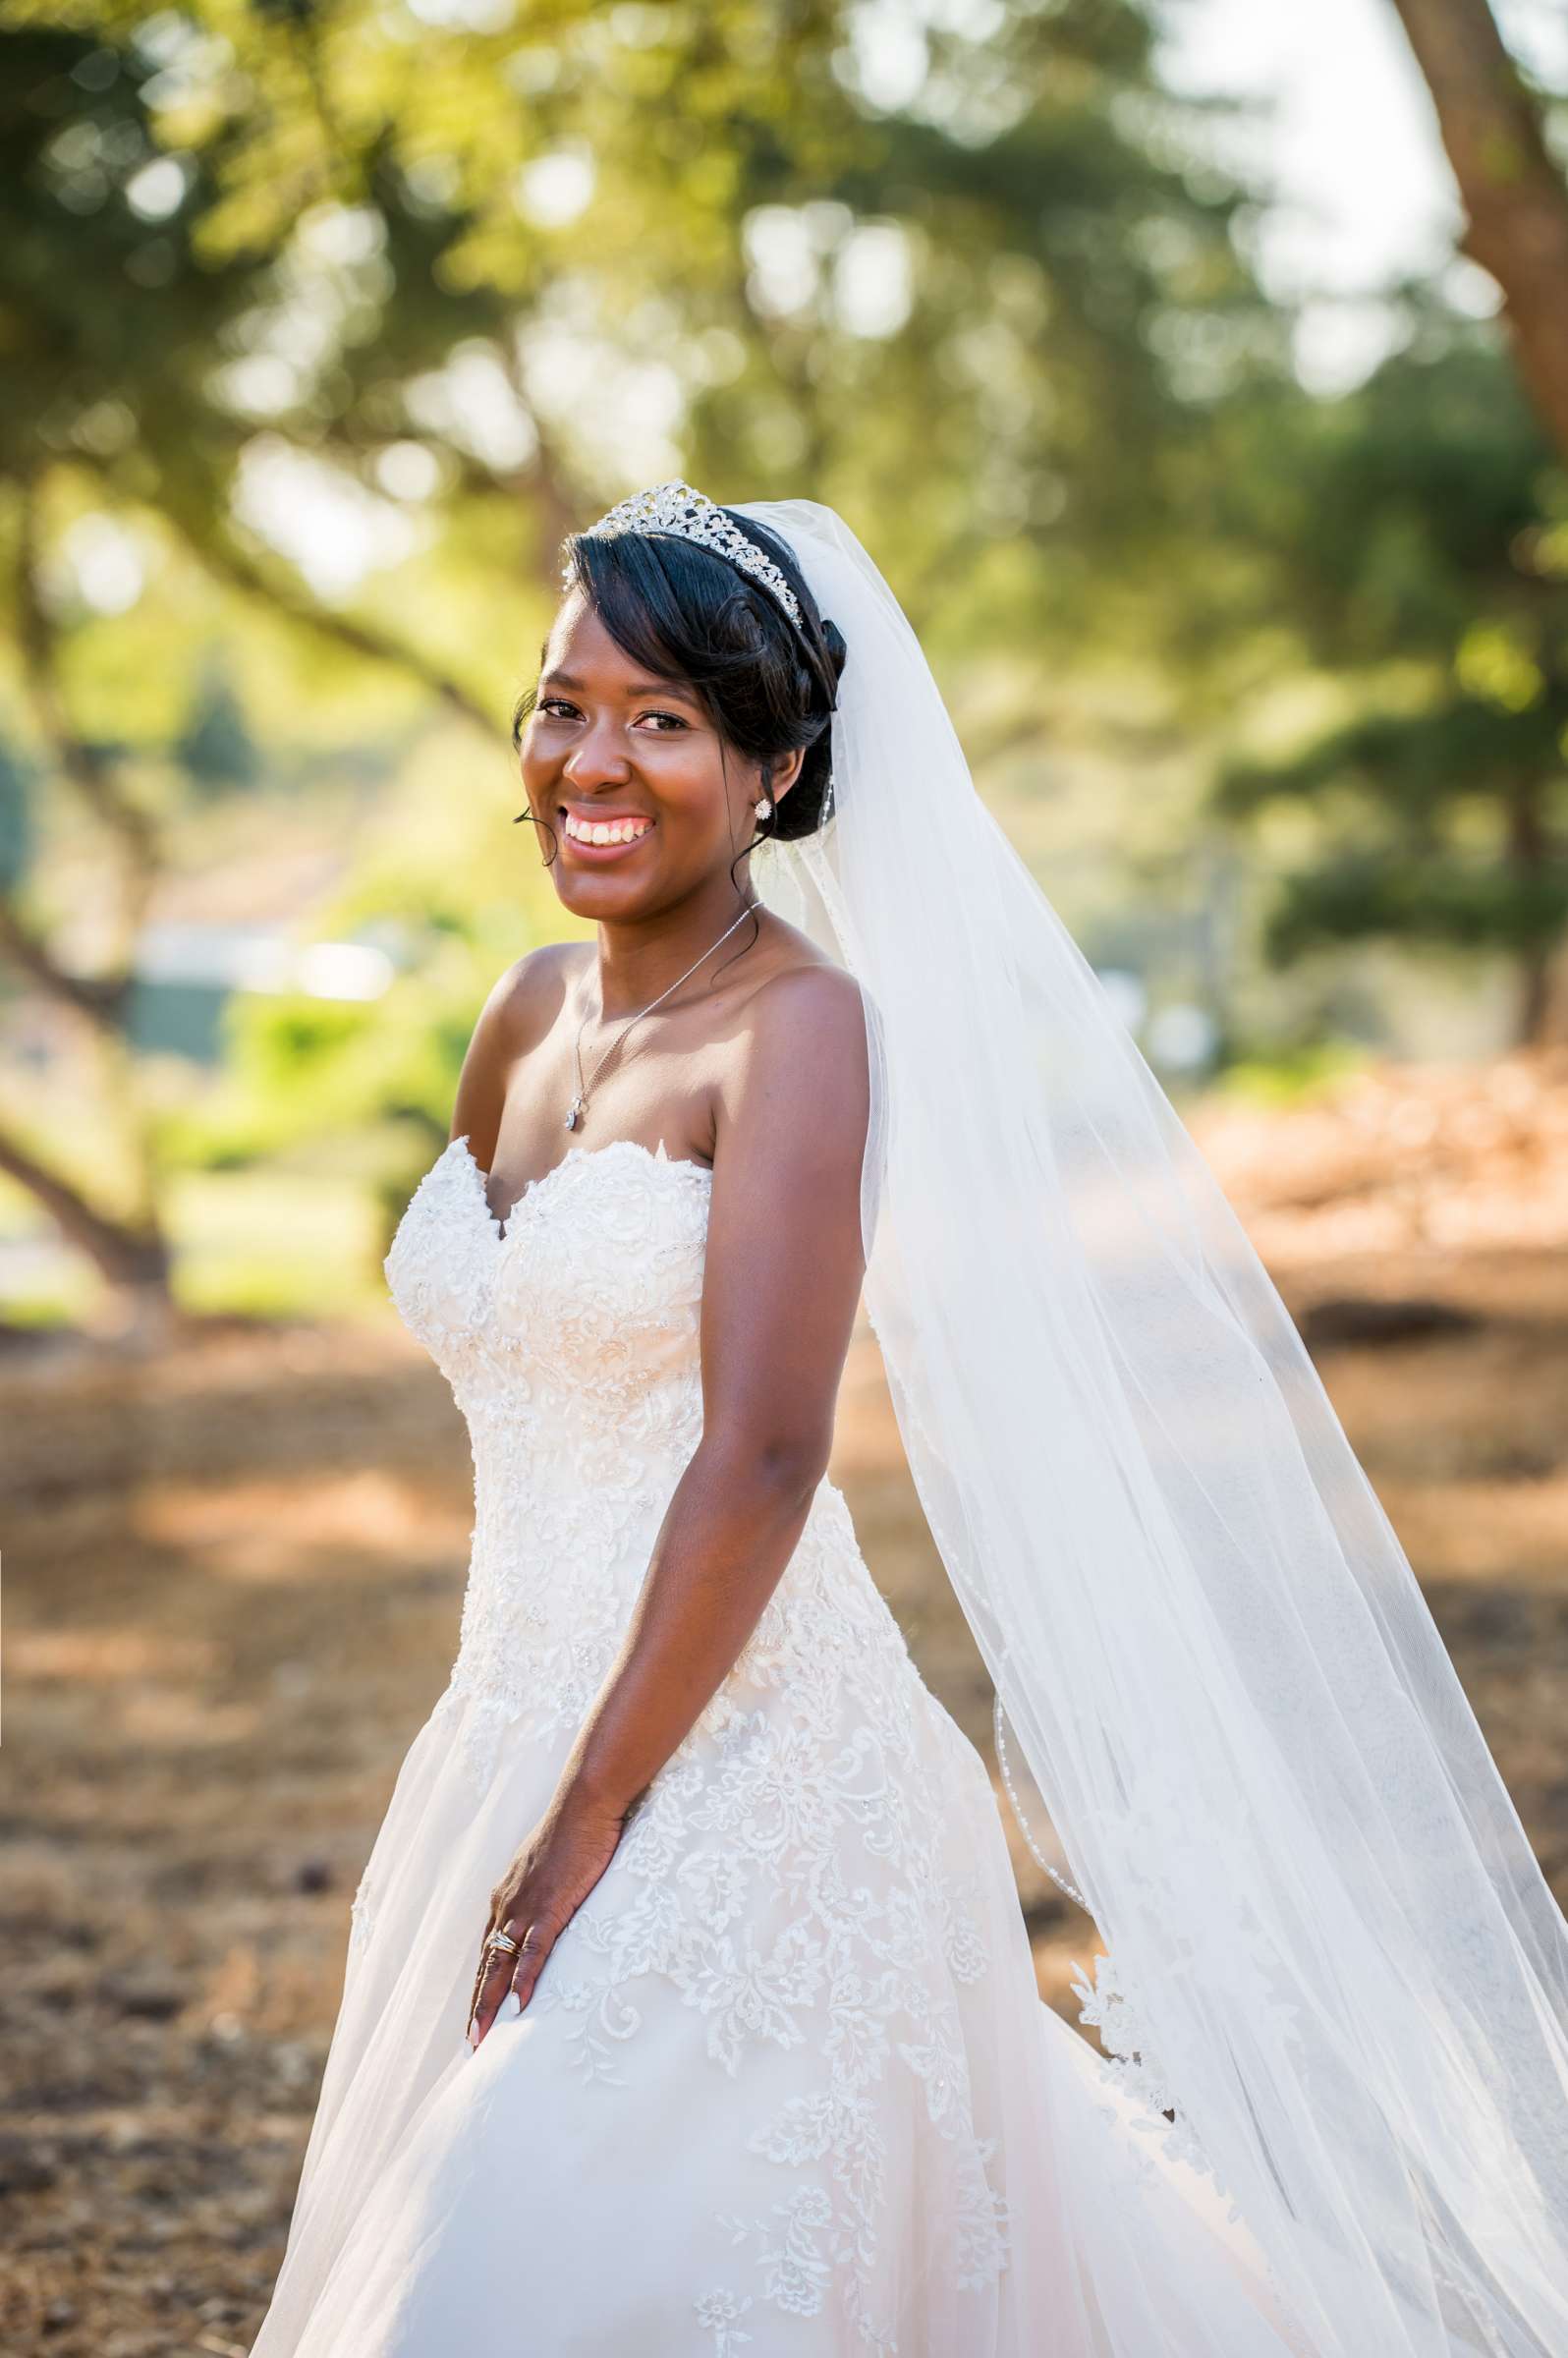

{"left": 714, "top": 497, "right": 1568, "bottom": 2357}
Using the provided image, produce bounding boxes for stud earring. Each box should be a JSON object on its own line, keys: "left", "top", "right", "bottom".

{"left": 754, "top": 796, "right": 772, "bottom": 820}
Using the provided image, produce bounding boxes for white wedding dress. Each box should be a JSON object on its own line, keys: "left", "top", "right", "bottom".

{"left": 248, "top": 1131, "right": 1311, "bottom": 2357}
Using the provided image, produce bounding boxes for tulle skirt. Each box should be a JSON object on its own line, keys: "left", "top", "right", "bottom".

{"left": 247, "top": 1657, "right": 1307, "bottom": 2356}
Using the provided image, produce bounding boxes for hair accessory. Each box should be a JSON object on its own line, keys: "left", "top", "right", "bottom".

{"left": 569, "top": 480, "right": 806, "bottom": 636}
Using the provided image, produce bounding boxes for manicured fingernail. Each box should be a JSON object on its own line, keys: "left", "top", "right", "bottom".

{"left": 500, "top": 1990, "right": 522, "bottom": 2019}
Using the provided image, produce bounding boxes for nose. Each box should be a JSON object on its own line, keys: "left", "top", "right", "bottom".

{"left": 562, "top": 709, "right": 633, "bottom": 790}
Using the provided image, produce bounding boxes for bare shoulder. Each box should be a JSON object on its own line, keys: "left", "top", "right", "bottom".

{"left": 745, "top": 957, "right": 868, "bottom": 1048}
{"left": 488, "top": 939, "right": 588, "bottom": 1045}
{"left": 718, "top": 954, "right": 870, "bottom": 1171}
{"left": 451, "top": 939, "right": 587, "bottom": 1148}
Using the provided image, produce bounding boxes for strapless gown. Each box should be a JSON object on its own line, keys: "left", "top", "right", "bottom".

{"left": 247, "top": 1133, "right": 1307, "bottom": 2357}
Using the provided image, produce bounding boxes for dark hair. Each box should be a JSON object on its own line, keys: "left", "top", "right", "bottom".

{"left": 513, "top": 508, "right": 848, "bottom": 851}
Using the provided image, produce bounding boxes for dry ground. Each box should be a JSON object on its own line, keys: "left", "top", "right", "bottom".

{"left": 4, "top": 1059, "right": 1567, "bottom": 2357}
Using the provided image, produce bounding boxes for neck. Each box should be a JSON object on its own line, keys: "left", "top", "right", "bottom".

{"left": 591, "top": 884, "right": 759, "bottom": 1020}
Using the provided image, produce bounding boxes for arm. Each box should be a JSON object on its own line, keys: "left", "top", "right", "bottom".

{"left": 559, "top": 963, "right": 872, "bottom": 1816}
{"left": 466, "top": 966, "right": 871, "bottom": 2046}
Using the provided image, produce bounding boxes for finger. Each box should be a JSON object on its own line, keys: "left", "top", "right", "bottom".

{"left": 504, "top": 1920, "right": 558, "bottom": 2013}
{"left": 471, "top": 1916, "right": 510, "bottom": 1995}
{"left": 470, "top": 1954, "right": 509, "bottom": 2045}
{"left": 469, "top": 1927, "right": 525, "bottom": 2048}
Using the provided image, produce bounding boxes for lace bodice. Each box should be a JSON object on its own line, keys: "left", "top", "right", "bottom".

{"left": 382, "top": 1134, "right": 923, "bottom": 1782}
{"left": 390, "top": 1133, "right": 715, "bottom": 1431}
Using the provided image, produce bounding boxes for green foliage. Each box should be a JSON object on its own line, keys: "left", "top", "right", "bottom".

{"left": 1261, "top": 851, "right": 1568, "bottom": 964}
{"left": 1209, "top": 304, "right": 1568, "bottom": 1037}
{"left": 20, "top": 0, "right": 1551, "bottom": 1299}
{"left": 0, "top": 21, "right": 271, "bottom": 494}
{"left": 155, "top": 725, "right": 573, "bottom": 1186}
{"left": 2, "top": 0, "right": 1277, "bottom": 669}
{"left": 218, "top": 969, "right": 481, "bottom": 1151}
{"left": 1217, "top": 699, "right": 1568, "bottom": 831}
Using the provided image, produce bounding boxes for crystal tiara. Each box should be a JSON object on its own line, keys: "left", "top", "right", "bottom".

{"left": 566, "top": 479, "right": 806, "bottom": 635}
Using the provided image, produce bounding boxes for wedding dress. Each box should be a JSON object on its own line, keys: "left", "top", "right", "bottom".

{"left": 247, "top": 1128, "right": 1309, "bottom": 2358}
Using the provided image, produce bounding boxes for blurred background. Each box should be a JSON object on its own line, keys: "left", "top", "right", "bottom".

{"left": 4, "top": 1, "right": 1568, "bottom": 2349}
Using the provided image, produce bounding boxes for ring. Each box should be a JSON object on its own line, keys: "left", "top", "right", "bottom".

{"left": 484, "top": 1930, "right": 521, "bottom": 1956}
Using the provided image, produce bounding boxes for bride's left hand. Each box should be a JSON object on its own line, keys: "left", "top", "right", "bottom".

{"left": 466, "top": 1788, "right": 629, "bottom": 2051}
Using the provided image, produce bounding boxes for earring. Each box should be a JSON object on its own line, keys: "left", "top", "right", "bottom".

{"left": 754, "top": 795, "right": 772, "bottom": 820}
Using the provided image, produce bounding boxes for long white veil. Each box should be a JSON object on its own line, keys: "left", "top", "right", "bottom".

{"left": 736, "top": 497, "right": 1568, "bottom": 2357}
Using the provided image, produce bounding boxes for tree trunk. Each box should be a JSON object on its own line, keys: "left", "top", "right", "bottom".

{"left": 0, "top": 1129, "right": 172, "bottom": 1288}
{"left": 1388, "top": 0, "right": 1568, "bottom": 464}
{"left": 1503, "top": 787, "right": 1558, "bottom": 1045}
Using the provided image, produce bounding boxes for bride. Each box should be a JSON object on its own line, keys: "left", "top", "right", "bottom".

{"left": 249, "top": 487, "right": 1568, "bottom": 2356}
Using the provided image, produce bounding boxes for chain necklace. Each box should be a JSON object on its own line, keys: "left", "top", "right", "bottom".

{"left": 564, "top": 902, "right": 757, "bottom": 1131}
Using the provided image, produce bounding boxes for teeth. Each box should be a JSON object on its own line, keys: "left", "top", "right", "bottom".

{"left": 566, "top": 814, "right": 649, "bottom": 845}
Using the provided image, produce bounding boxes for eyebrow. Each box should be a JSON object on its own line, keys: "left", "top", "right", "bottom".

{"left": 539, "top": 668, "right": 701, "bottom": 703}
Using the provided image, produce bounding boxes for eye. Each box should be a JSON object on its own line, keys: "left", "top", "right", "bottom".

{"left": 535, "top": 698, "right": 688, "bottom": 730}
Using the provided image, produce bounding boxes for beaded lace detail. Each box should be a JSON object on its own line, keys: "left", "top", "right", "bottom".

{"left": 373, "top": 1132, "right": 1015, "bottom": 2347}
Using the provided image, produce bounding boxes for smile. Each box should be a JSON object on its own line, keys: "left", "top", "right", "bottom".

{"left": 560, "top": 808, "right": 655, "bottom": 850}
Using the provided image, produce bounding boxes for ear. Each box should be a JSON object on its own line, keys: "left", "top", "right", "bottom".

{"left": 765, "top": 747, "right": 809, "bottom": 804}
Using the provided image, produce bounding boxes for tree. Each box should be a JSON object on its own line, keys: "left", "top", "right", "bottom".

{"left": 1389, "top": 0, "right": 1568, "bottom": 465}
{"left": 1212, "top": 306, "right": 1568, "bottom": 1045}
{"left": 0, "top": 0, "right": 1279, "bottom": 1323}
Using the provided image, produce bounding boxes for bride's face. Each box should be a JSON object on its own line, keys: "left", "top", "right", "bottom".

{"left": 518, "top": 590, "right": 787, "bottom": 921}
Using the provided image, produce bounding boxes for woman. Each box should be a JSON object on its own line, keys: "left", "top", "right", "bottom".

{"left": 249, "top": 489, "right": 1568, "bottom": 2356}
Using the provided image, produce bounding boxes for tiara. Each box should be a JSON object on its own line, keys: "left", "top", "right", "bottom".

{"left": 565, "top": 479, "right": 805, "bottom": 635}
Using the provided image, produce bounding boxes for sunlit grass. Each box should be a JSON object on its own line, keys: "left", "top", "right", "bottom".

{"left": 0, "top": 1268, "right": 101, "bottom": 1330}
{"left": 169, "top": 1169, "right": 393, "bottom": 1320}
{"left": 0, "top": 1170, "right": 399, "bottom": 1329}
{"left": 1212, "top": 1039, "right": 1373, "bottom": 1107}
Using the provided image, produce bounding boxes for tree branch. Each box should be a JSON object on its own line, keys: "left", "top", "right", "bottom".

{"left": 0, "top": 1122, "right": 169, "bottom": 1294}
{"left": 166, "top": 507, "right": 504, "bottom": 740}
{"left": 1388, "top": 0, "right": 1568, "bottom": 462}
{"left": 14, "top": 480, "right": 162, "bottom": 906}
{"left": 0, "top": 896, "right": 127, "bottom": 1025}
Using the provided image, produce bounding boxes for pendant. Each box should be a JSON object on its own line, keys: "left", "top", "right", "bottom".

{"left": 564, "top": 1097, "right": 585, "bottom": 1131}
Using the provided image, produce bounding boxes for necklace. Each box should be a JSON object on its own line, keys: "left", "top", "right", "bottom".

{"left": 564, "top": 902, "right": 757, "bottom": 1131}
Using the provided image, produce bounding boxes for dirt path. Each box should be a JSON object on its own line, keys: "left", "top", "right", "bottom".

{"left": 4, "top": 1216, "right": 1566, "bottom": 2355}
